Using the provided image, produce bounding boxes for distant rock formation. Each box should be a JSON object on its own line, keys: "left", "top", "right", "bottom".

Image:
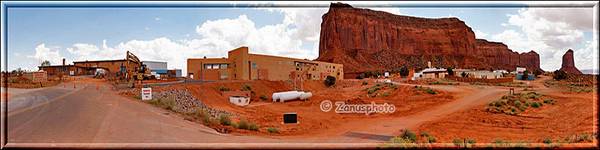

{"left": 559, "top": 49, "right": 582, "bottom": 74}
{"left": 316, "top": 2, "right": 542, "bottom": 75}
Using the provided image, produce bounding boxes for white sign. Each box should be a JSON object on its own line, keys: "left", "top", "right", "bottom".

{"left": 141, "top": 88, "right": 152, "bottom": 100}
{"left": 384, "top": 72, "right": 390, "bottom": 77}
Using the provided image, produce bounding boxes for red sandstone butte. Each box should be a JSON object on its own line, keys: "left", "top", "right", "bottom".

{"left": 559, "top": 49, "right": 582, "bottom": 74}
{"left": 317, "top": 3, "right": 542, "bottom": 75}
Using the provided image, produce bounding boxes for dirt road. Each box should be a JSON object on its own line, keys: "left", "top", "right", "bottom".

{"left": 4, "top": 80, "right": 280, "bottom": 148}
{"left": 328, "top": 82, "right": 511, "bottom": 140}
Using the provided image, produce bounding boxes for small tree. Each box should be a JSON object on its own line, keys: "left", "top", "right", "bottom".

{"left": 522, "top": 70, "right": 529, "bottom": 80}
{"left": 553, "top": 70, "right": 568, "bottom": 80}
{"left": 324, "top": 75, "right": 336, "bottom": 87}
{"left": 447, "top": 67, "right": 454, "bottom": 76}
{"left": 41, "top": 60, "right": 51, "bottom": 66}
{"left": 398, "top": 66, "right": 409, "bottom": 77}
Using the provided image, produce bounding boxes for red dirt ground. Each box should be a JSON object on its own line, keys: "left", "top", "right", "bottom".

{"left": 416, "top": 75, "right": 597, "bottom": 143}
{"left": 173, "top": 79, "right": 454, "bottom": 136}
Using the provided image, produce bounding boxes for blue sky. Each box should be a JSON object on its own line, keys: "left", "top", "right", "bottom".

{"left": 2, "top": 1, "right": 598, "bottom": 74}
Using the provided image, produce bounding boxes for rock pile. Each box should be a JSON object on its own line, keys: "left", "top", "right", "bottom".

{"left": 153, "top": 89, "right": 235, "bottom": 118}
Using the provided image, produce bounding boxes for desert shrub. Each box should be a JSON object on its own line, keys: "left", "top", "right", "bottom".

{"left": 218, "top": 86, "right": 230, "bottom": 91}
{"left": 543, "top": 99, "right": 555, "bottom": 104}
{"left": 400, "top": 129, "right": 417, "bottom": 142}
{"left": 237, "top": 119, "right": 249, "bottom": 130}
{"left": 543, "top": 138, "right": 553, "bottom": 144}
{"left": 381, "top": 92, "right": 390, "bottom": 97}
{"left": 149, "top": 97, "right": 177, "bottom": 111}
{"left": 523, "top": 70, "right": 530, "bottom": 80}
{"left": 466, "top": 138, "right": 476, "bottom": 145}
{"left": 390, "top": 136, "right": 413, "bottom": 143}
{"left": 324, "top": 75, "right": 336, "bottom": 87}
{"left": 447, "top": 67, "right": 454, "bottom": 76}
{"left": 427, "top": 136, "right": 437, "bottom": 143}
{"left": 398, "top": 66, "right": 409, "bottom": 77}
{"left": 241, "top": 84, "right": 252, "bottom": 91}
{"left": 419, "top": 132, "right": 429, "bottom": 137}
{"left": 267, "top": 127, "right": 279, "bottom": 133}
{"left": 514, "top": 100, "right": 522, "bottom": 107}
{"left": 248, "top": 123, "right": 259, "bottom": 131}
{"left": 193, "top": 108, "right": 209, "bottom": 119}
{"left": 259, "top": 95, "right": 268, "bottom": 101}
{"left": 219, "top": 114, "right": 231, "bottom": 126}
{"left": 362, "top": 81, "right": 368, "bottom": 85}
{"left": 576, "top": 134, "right": 593, "bottom": 142}
{"left": 553, "top": 70, "right": 568, "bottom": 81}
{"left": 452, "top": 138, "right": 463, "bottom": 146}
{"left": 425, "top": 88, "right": 437, "bottom": 95}
{"left": 493, "top": 139, "right": 507, "bottom": 146}
{"left": 531, "top": 102, "right": 541, "bottom": 108}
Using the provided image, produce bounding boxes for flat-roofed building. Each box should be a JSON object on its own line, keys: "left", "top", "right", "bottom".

{"left": 187, "top": 47, "right": 343, "bottom": 81}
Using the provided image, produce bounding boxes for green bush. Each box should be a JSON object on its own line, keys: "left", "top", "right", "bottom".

{"left": 218, "top": 86, "right": 230, "bottom": 91}
{"left": 531, "top": 102, "right": 541, "bottom": 108}
{"left": 452, "top": 138, "right": 463, "bottom": 146}
{"left": 425, "top": 88, "right": 437, "bottom": 95}
{"left": 543, "top": 138, "right": 553, "bottom": 144}
{"left": 398, "top": 66, "right": 409, "bottom": 77}
{"left": 381, "top": 92, "right": 390, "bottom": 97}
{"left": 543, "top": 99, "right": 555, "bottom": 104}
{"left": 267, "top": 127, "right": 279, "bottom": 133}
{"left": 248, "top": 123, "right": 259, "bottom": 131}
{"left": 419, "top": 132, "right": 429, "bottom": 137}
{"left": 148, "top": 97, "right": 177, "bottom": 112}
{"left": 241, "top": 84, "right": 252, "bottom": 91}
{"left": 219, "top": 114, "right": 231, "bottom": 126}
{"left": 427, "top": 136, "right": 437, "bottom": 143}
{"left": 324, "top": 75, "right": 336, "bottom": 87}
{"left": 467, "top": 138, "right": 476, "bottom": 145}
{"left": 237, "top": 119, "right": 249, "bottom": 130}
{"left": 259, "top": 95, "right": 268, "bottom": 101}
{"left": 390, "top": 136, "right": 413, "bottom": 143}
{"left": 400, "top": 129, "right": 417, "bottom": 142}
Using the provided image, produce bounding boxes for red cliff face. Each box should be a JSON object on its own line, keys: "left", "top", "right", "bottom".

{"left": 317, "top": 3, "right": 542, "bottom": 74}
{"left": 559, "top": 49, "right": 582, "bottom": 74}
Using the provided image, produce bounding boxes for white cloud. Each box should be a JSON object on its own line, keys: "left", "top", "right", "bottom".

{"left": 490, "top": 7, "right": 596, "bottom": 71}
{"left": 474, "top": 30, "right": 489, "bottom": 39}
{"left": 28, "top": 44, "right": 62, "bottom": 66}
{"left": 154, "top": 17, "right": 161, "bottom": 21}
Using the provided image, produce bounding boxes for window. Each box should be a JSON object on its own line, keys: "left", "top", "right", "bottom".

{"left": 252, "top": 62, "right": 257, "bottom": 69}
{"left": 204, "top": 64, "right": 211, "bottom": 69}
{"left": 220, "top": 64, "right": 228, "bottom": 69}
{"left": 212, "top": 64, "right": 220, "bottom": 69}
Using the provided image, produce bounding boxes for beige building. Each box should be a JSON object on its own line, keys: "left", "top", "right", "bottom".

{"left": 187, "top": 47, "right": 343, "bottom": 81}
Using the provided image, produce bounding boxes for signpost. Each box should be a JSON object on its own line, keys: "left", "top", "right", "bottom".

{"left": 141, "top": 87, "right": 152, "bottom": 100}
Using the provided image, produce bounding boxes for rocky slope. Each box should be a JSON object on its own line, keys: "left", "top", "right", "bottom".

{"left": 317, "top": 3, "right": 542, "bottom": 75}
{"left": 559, "top": 49, "right": 582, "bottom": 74}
